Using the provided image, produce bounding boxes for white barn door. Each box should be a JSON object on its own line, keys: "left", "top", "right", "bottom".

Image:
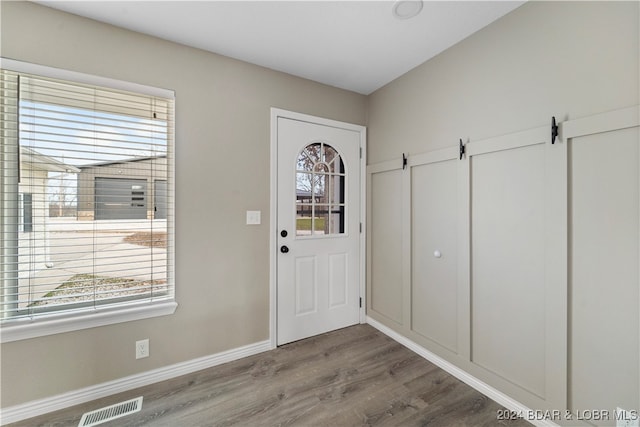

{"left": 467, "top": 125, "right": 567, "bottom": 409}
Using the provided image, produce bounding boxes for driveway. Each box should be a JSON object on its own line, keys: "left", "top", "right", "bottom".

{"left": 21, "top": 218, "right": 167, "bottom": 305}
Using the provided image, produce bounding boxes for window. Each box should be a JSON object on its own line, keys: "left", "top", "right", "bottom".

{"left": 20, "top": 193, "right": 33, "bottom": 233}
{"left": 295, "top": 142, "right": 345, "bottom": 236}
{"left": 0, "top": 59, "right": 176, "bottom": 342}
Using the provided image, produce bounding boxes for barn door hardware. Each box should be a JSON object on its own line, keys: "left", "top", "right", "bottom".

{"left": 459, "top": 139, "right": 465, "bottom": 160}
{"left": 551, "top": 116, "right": 559, "bottom": 144}
{"left": 402, "top": 153, "right": 407, "bottom": 170}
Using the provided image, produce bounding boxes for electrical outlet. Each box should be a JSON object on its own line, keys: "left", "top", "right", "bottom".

{"left": 616, "top": 408, "right": 639, "bottom": 427}
{"left": 135, "top": 339, "right": 149, "bottom": 359}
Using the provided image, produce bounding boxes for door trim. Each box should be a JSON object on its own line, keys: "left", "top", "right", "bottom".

{"left": 269, "top": 108, "right": 366, "bottom": 349}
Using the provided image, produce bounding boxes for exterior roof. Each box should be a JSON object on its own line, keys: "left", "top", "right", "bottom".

{"left": 79, "top": 154, "right": 167, "bottom": 169}
{"left": 21, "top": 147, "right": 81, "bottom": 173}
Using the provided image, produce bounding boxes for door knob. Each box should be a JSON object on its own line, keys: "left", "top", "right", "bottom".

{"left": 280, "top": 245, "right": 289, "bottom": 253}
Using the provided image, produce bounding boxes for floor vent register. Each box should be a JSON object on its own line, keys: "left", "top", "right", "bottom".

{"left": 78, "top": 396, "right": 143, "bottom": 427}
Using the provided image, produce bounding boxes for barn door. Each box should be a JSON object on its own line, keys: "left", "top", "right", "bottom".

{"left": 466, "top": 125, "right": 567, "bottom": 409}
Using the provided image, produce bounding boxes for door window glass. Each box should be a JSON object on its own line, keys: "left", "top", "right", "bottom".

{"left": 296, "top": 142, "right": 345, "bottom": 236}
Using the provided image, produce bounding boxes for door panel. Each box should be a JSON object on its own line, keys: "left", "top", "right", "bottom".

{"left": 467, "top": 125, "right": 567, "bottom": 409}
{"left": 369, "top": 169, "right": 403, "bottom": 324}
{"left": 570, "top": 126, "right": 639, "bottom": 413}
{"left": 411, "top": 158, "right": 458, "bottom": 353}
{"left": 471, "top": 143, "right": 546, "bottom": 397}
{"left": 277, "top": 117, "right": 361, "bottom": 345}
{"left": 294, "top": 256, "right": 317, "bottom": 315}
{"left": 328, "top": 253, "right": 348, "bottom": 308}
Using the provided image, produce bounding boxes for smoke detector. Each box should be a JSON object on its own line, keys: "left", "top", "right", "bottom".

{"left": 392, "top": 0, "right": 423, "bottom": 20}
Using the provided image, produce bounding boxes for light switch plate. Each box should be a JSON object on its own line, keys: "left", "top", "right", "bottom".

{"left": 246, "top": 210, "right": 261, "bottom": 225}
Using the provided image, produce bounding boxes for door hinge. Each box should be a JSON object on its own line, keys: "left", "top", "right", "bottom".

{"left": 359, "top": 297, "right": 362, "bottom": 308}
{"left": 360, "top": 222, "right": 362, "bottom": 233}
{"left": 459, "top": 138, "right": 465, "bottom": 160}
{"left": 359, "top": 147, "right": 362, "bottom": 159}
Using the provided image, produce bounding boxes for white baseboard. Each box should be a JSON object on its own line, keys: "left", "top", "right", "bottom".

{"left": 366, "top": 316, "right": 559, "bottom": 427}
{"left": 1, "top": 339, "right": 272, "bottom": 425}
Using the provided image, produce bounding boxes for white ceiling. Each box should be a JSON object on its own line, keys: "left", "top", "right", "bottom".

{"left": 35, "top": 1, "right": 526, "bottom": 95}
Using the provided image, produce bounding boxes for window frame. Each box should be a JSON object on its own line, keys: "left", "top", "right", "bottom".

{"left": 0, "top": 58, "right": 177, "bottom": 343}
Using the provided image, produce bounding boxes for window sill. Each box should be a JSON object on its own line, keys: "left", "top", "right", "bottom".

{"left": 0, "top": 300, "right": 177, "bottom": 343}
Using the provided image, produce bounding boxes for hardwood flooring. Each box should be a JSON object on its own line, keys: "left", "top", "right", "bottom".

{"left": 8, "top": 324, "right": 530, "bottom": 426}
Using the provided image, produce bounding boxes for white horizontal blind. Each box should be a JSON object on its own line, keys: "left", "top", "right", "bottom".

{"left": 0, "top": 65, "right": 174, "bottom": 322}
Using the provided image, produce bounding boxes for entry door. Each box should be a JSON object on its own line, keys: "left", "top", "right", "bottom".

{"left": 154, "top": 180, "right": 167, "bottom": 220}
{"left": 277, "top": 116, "right": 361, "bottom": 345}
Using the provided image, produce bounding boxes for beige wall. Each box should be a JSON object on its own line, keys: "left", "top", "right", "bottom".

{"left": 366, "top": 0, "right": 639, "bottom": 420}
{"left": 0, "top": 1, "right": 366, "bottom": 407}
{"left": 367, "top": 1, "right": 638, "bottom": 164}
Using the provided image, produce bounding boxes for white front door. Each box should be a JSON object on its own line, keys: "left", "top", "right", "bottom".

{"left": 276, "top": 114, "right": 362, "bottom": 345}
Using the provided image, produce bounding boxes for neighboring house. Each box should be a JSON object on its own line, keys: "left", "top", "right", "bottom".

{"left": 76, "top": 155, "right": 167, "bottom": 221}
{"left": 18, "top": 147, "right": 80, "bottom": 280}
{"left": 296, "top": 189, "right": 316, "bottom": 216}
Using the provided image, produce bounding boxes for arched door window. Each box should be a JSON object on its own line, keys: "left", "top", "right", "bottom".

{"left": 296, "top": 142, "right": 345, "bottom": 236}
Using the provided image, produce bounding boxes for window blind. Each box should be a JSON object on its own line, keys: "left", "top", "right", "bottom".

{"left": 0, "top": 64, "right": 175, "bottom": 324}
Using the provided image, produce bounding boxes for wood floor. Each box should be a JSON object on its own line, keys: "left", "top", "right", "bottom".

{"left": 9, "top": 324, "right": 530, "bottom": 426}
